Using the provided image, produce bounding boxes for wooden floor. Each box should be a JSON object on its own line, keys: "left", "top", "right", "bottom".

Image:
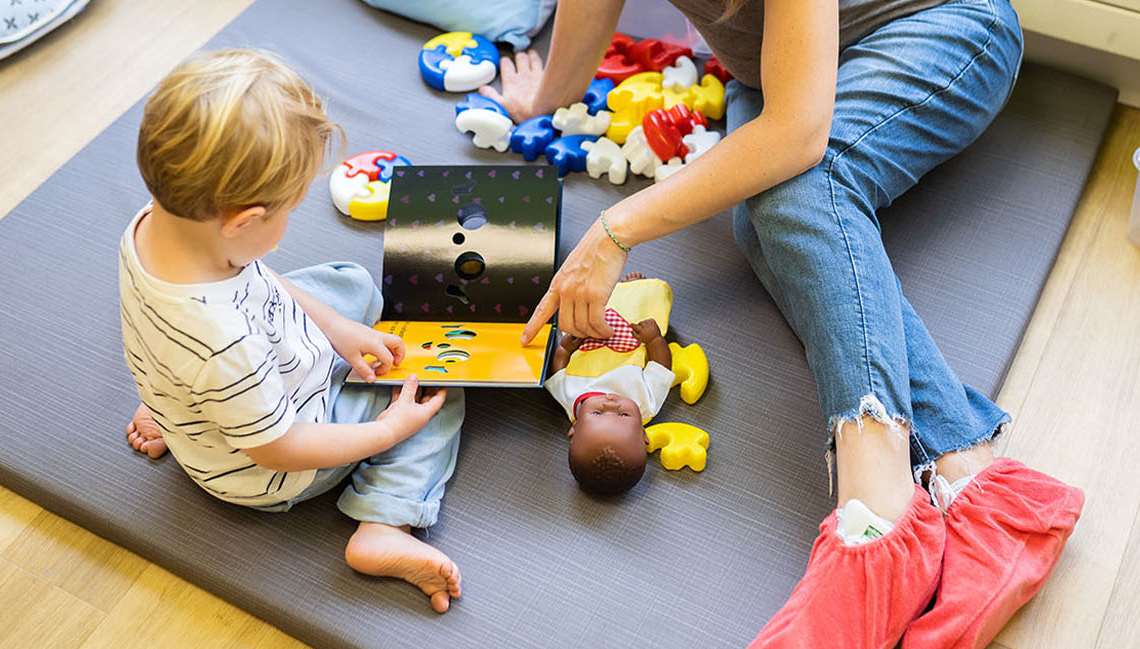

{"left": 2, "top": 1, "right": 1139, "bottom": 647}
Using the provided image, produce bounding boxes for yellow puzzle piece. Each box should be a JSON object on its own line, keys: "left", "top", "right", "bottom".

{"left": 669, "top": 342, "right": 709, "bottom": 405}
{"left": 347, "top": 180, "right": 393, "bottom": 221}
{"left": 685, "top": 74, "right": 726, "bottom": 120}
{"left": 605, "top": 72, "right": 665, "bottom": 144}
{"left": 423, "top": 31, "right": 476, "bottom": 58}
{"left": 646, "top": 422, "right": 709, "bottom": 471}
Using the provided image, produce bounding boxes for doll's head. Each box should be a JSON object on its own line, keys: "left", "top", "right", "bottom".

{"left": 567, "top": 393, "right": 649, "bottom": 495}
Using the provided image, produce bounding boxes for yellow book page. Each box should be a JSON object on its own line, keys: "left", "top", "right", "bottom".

{"left": 346, "top": 321, "right": 554, "bottom": 387}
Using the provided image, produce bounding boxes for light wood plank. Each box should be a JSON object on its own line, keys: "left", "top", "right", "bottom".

{"left": 1095, "top": 494, "right": 1140, "bottom": 647}
{"left": 78, "top": 564, "right": 308, "bottom": 649}
{"left": 0, "top": 558, "right": 105, "bottom": 649}
{"left": 2, "top": 510, "right": 150, "bottom": 613}
{"left": 0, "top": 485, "right": 42, "bottom": 554}
{"left": 994, "top": 106, "right": 1140, "bottom": 649}
{"left": 0, "top": 0, "right": 255, "bottom": 220}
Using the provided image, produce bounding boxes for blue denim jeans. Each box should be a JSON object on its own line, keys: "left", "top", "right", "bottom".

{"left": 256, "top": 262, "right": 464, "bottom": 528}
{"left": 729, "top": 0, "right": 1022, "bottom": 473}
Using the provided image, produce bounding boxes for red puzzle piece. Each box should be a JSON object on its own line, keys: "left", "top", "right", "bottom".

{"left": 641, "top": 104, "right": 708, "bottom": 161}
{"left": 628, "top": 39, "right": 692, "bottom": 72}
{"left": 342, "top": 150, "right": 399, "bottom": 181}
{"left": 703, "top": 57, "right": 732, "bottom": 84}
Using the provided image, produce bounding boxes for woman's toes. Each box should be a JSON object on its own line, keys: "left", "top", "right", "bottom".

{"left": 430, "top": 591, "right": 451, "bottom": 613}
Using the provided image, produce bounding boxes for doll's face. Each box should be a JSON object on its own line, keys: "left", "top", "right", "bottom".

{"left": 567, "top": 394, "right": 649, "bottom": 495}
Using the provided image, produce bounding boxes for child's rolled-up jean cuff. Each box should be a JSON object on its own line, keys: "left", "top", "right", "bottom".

{"left": 337, "top": 489, "right": 442, "bottom": 529}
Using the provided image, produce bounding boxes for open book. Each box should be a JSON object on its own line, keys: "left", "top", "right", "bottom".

{"left": 346, "top": 165, "right": 561, "bottom": 387}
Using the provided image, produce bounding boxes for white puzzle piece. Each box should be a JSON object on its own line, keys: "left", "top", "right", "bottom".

{"left": 621, "top": 125, "right": 663, "bottom": 178}
{"left": 681, "top": 124, "right": 721, "bottom": 163}
{"left": 654, "top": 157, "right": 685, "bottom": 183}
{"left": 662, "top": 56, "right": 698, "bottom": 92}
{"left": 455, "top": 108, "right": 514, "bottom": 152}
{"left": 441, "top": 54, "right": 498, "bottom": 92}
{"left": 582, "top": 137, "right": 628, "bottom": 184}
{"left": 552, "top": 102, "right": 612, "bottom": 136}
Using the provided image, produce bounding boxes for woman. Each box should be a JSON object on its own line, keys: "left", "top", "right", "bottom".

{"left": 483, "top": 0, "right": 1084, "bottom": 646}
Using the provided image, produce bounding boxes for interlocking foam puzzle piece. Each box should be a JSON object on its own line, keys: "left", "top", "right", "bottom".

{"left": 581, "top": 77, "right": 615, "bottom": 115}
{"left": 455, "top": 108, "right": 514, "bottom": 152}
{"left": 455, "top": 92, "right": 509, "bottom": 118}
{"left": 544, "top": 134, "right": 598, "bottom": 176}
{"left": 669, "top": 342, "right": 709, "bottom": 404}
{"left": 646, "top": 422, "right": 709, "bottom": 471}
{"left": 620, "top": 125, "right": 663, "bottom": 178}
{"left": 605, "top": 71, "right": 664, "bottom": 144}
{"left": 329, "top": 150, "right": 410, "bottom": 220}
{"left": 686, "top": 74, "right": 726, "bottom": 120}
{"left": 681, "top": 124, "right": 721, "bottom": 163}
{"left": 582, "top": 136, "right": 627, "bottom": 184}
{"left": 596, "top": 33, "right": 642, "bottom": 85}
{"left": 662, "top": 55, "right": 698, "bottom": 92}
{"left": 653, "top": 157, "right": 685, "bottom": 183}
{"left": 419, "top": 32, "right": 499, "bottom": 92}
{"left": 510, "top": 114, "right": 556, "bottom": 161}
{"left": 552, "top": 102, "right": 612, "bottom": 136}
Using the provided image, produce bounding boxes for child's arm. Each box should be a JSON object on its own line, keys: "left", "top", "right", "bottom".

{"left": 631, "top": 319, "right": 672, "bottom": 369}
{"left": 244, "top": 375, "right": 446, "bottom": 472}
{"left": 271, "top": 270, "right": 404, "bottom": 382}
{"left": 548, "top": 331, "right": 583, "bottom": 374}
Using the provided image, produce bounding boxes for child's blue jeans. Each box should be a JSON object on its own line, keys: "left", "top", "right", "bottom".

{"left": 728, "top": 0, "right": 1022, "bottom": 473}
{"left": 256, "top": 262, "right": 463, "bottom": 529}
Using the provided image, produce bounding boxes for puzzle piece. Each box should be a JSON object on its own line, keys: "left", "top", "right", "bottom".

{"left": 669, "top": 342, "right": 709, "bottom": 404}
{"left": 544, "top": 134, "right": 598, "bottom": 176}
{"left": 646, "top": 422, "right": 709, "bottom": 471}
{"left": 681, "top": 124, "right": 721, "bottom": 163}
{"left": 596, "top": 32, "right": 642, "bottom": 84}
{"left": 686, "top": 74, "right": 726, "bottom": 120}
{"left": 605, "top": 71, "right": 665, "bottom": 144}
{"left": 455, "top": 92, "right": 510, "bottom": 118}
{"left": 510, "top": 114, "right": 556, "bottom": 161}
{"left": 642, "top": 104, "right": 707, "bottom": 161}
{"left": 662, "top": 55, "right": 698, "bottom": 92}
{"left": 455, "top": 108, "right": 514, "bottom": 152}
{"left": 620, "top": 125, "right": 663, "bottom": 178}
{"left": 628, "top": 38, "right": 692, "bottom": 72}
{"left": 581, "top": 77, "right": 615, "bottom": 115}
{"left": 552, "top": 102, "right": 612, "bottom": 136}
{"left": 582, "top": 136, "right": 627, "bottom": 184}
{"left": 329, "top": 151, "right": 410, "bottom": 220}
{"left": 704, "top": 56, "right": 733, "bottom": 84}
{"left": 419, "top": 32, "right": 499, "bottom": 92}
{"left": 653, "top": 157, "right": 685, "bottom": 183}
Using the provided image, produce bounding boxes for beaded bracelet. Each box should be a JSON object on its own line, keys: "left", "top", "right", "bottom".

{"left": 600, "top": 210, "right": 631, "bottom": 253}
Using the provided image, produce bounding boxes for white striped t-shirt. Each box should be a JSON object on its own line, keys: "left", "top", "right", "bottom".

{"left": 119, "top": 206, "right": 338, "bottom": 506}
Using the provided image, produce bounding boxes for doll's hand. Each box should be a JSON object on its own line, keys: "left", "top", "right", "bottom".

{"left": 478, "top": 50, "right": 548, "bottom": 123}
{"left": 375, "top": 375, "right": 448, "bottom": 440}
{"left": 326, "top": 316, "right": 405, "bottom": 382}
{"left": 630, "top": 318, "right": 663, "bottom": 344}
{"left": 560, "top": 331, "right": 584, "bottom": 351}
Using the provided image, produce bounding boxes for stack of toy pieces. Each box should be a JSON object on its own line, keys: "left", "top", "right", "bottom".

{"left": 448, "top": 31, "right": 732, "bottom": 184}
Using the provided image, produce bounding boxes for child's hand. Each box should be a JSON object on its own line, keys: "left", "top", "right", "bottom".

{"left": 375, "top": 375, "right": 448, "bottom": 439}
{"left": 560, "top": 331, "right": 584, "bottom": 352}
{"left": 630, "top": 318, "right": 663, "bottom": 344}
{"left": 327, "top": 316, "right": 405, "bottom": 382}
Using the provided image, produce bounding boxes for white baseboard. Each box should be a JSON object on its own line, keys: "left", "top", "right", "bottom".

{"left": 1024, "top": 30, "right": 1138, "bottom": 107}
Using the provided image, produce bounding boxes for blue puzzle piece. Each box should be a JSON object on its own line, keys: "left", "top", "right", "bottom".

{"left": 376, "top": 155, "right": 412, "bottom": 182}
{"left": 455, "top": 92, "right": 509, "bottom": 118}
{"left": 544, "top": 134, "right": 598, "bottom": 176}
{"left": 418, "top": 45, "right": 451, "bottom": 91}
{"left": 510, "top": 115, "right": 556, "bottom": 162}
{"left": 582, "top": 77, "right": 615, "bottom": 115}
{"left": 465, "top": 34, "right": 500, "bottom": 65}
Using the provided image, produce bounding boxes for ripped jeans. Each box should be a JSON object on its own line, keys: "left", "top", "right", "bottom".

{"left": 729, "top": 0, "right": 1022, "bottom": 473}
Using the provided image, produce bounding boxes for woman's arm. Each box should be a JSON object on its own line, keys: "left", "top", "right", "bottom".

{"left": 522, "top": 0, "right": 839, "bottom": 343}
{"left": 480, "top": 0, "right": 625, "bottom": 122}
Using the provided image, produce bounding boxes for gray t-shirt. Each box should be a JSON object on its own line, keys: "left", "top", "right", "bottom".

{"left": 668, "top": 0, "right": 947, "bottom": 88}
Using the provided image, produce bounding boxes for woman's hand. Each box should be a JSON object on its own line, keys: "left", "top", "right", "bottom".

{"left": 325, "top": 316, "right": 405, "bottom": 382}
{"left": 478, "top": 50, "right": 548, "bottom": 123}
{"left": 522, "top": 220, "right": 628, "bottom": 344}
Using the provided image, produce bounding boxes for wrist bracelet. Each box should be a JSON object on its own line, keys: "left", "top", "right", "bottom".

{"left": 600, "top": 210, "right": 631, "bottom": 253}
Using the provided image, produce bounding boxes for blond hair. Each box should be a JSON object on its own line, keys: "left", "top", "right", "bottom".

{"left": 137, "top": 48, "right": 343, "bottom": 221}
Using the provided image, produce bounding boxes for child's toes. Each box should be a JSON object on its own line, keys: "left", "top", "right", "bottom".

{"left": 430, "top": 591, "right": 451, "bottom": 613}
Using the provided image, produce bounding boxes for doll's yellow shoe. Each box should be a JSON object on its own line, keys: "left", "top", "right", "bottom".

{"left": 669, "top": 342, "right": 709, "bottom": 404}
{"left": 646, "top": 422, "right": 709, "bottom": 471}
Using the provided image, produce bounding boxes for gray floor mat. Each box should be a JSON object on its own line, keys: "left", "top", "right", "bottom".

{"left": 0, "top": 1, "right": 1116, "bottom": 647}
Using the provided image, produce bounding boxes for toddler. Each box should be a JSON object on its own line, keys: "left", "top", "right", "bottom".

{"left": 120, "top": 49, "right": 462, "bottom": 613}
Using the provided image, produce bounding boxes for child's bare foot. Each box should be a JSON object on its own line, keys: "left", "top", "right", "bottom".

{"left": 345, "top": 522, "right": 462, "bottom": 613}
{"left": 126, "top": 403, "right": 168, "bottom": 459}
{"left": 621, "top": 272, "right": 645, "bottom": 282}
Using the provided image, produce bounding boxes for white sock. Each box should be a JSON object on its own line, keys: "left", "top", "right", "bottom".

{"left": 836, "top": 498, "right": 895, "bottom": 546}
{"left": 930, "top": 473, "right": 976, "bottom": 512}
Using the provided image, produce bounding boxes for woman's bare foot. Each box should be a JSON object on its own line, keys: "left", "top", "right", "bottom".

{"left": 126, "top": 403, "right": 168, "bottom": 459}
{"left": 621, "top": 272, "right": 645, "bottom": 282}
{"left": 345, "top": 522, "right": 462, "bottom": 613}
